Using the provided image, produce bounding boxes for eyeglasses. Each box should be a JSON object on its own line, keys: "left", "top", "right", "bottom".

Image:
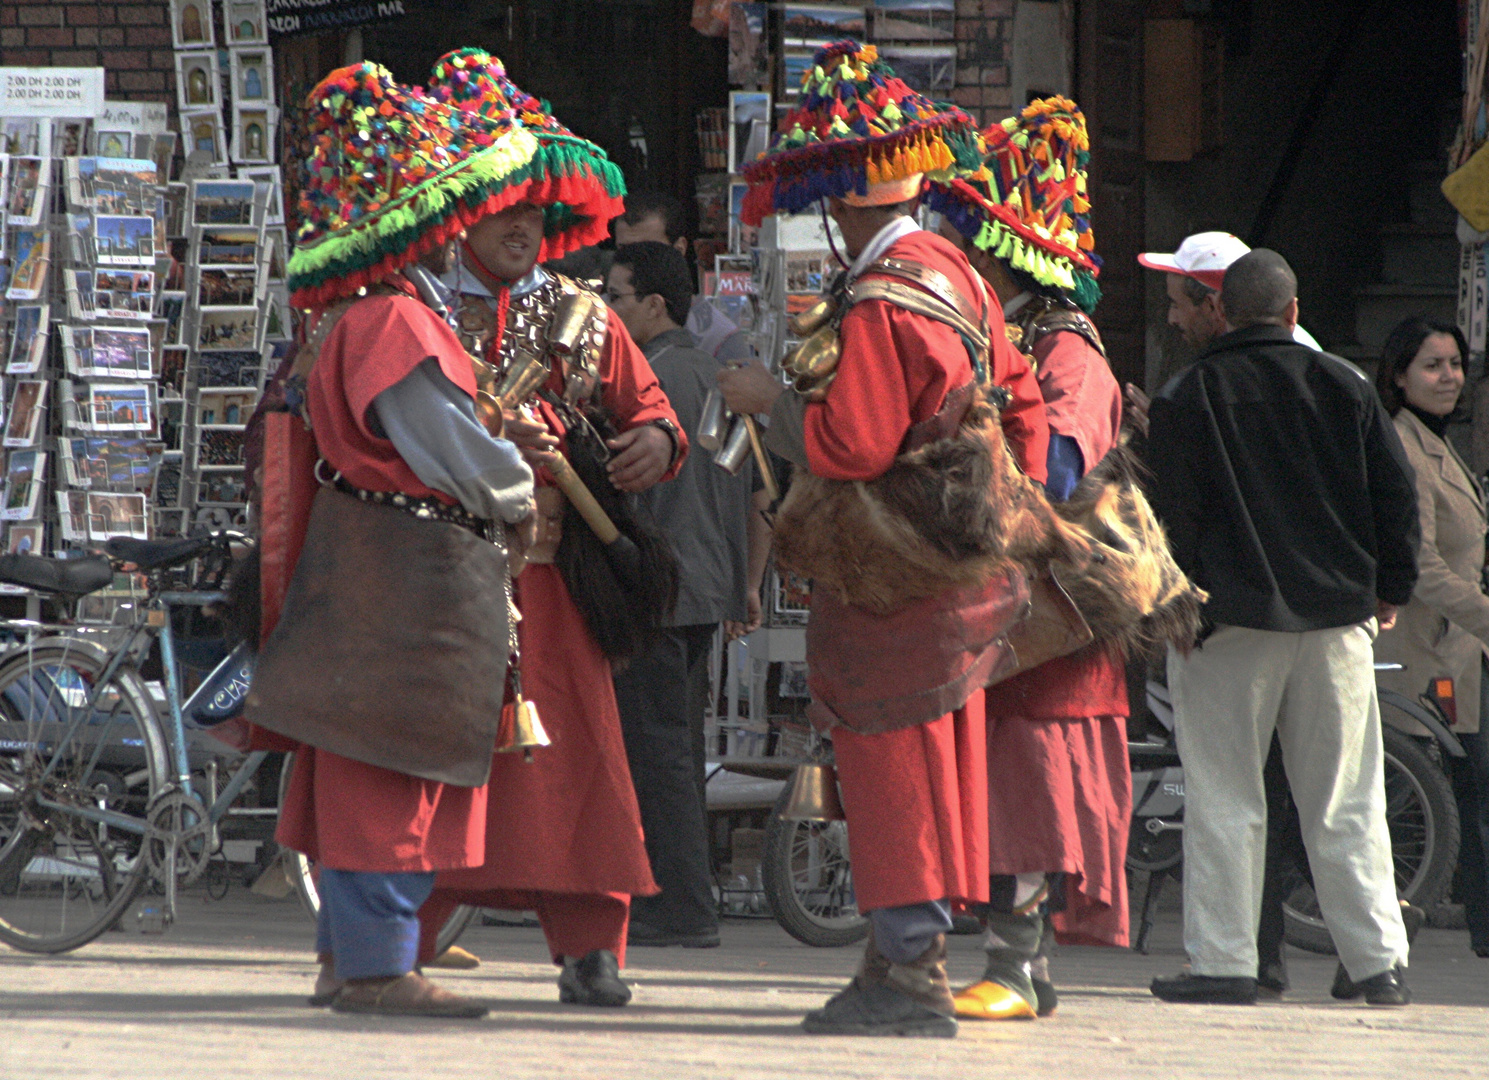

{"left": 602, "top": 288, "right": 637, "bottom": 303}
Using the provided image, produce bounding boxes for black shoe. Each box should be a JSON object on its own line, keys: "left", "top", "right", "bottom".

{"left": 1256, "top": 956, "right": 1289, "bottom": 997}
{"left": 1331, "top": 963, "right": 1410, "bottom": 1006}
{"left": 1031, "top": 977, "right": 1058, "bottom": 1017}
{"left": 1401, "top": 903, "right": 1426, "bottom": 943}
{"left": 802, "top": 978, "right": 958, "bottom": 1037}
{"left": 1150, "top": 972, "right": 1257, "bottom": 1004}
{"left": 558, "top": 949, "right": 631, "bottom": 1007}
{"left": 626, "top": 921, "right": 721, "bottom": 949}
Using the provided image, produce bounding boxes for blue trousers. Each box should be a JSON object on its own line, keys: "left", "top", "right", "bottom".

{"left": 315, "top": 868, "right": 436, "bottom": 981}
{"left": 871, "top": 899, "right": 952, "bottom": 963}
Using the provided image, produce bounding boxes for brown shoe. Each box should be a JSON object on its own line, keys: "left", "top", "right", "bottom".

{"left": 426, "top": 944, "right": 481, "bottom": 970}
{"left": 331, "top": 972, "right": 487, "bottom": 1018}
{"left": 308, "top": 957, "right": 344, "bottom": 1007}
{"left": 884, "top": 933, "right": 956, "bottom": 1016}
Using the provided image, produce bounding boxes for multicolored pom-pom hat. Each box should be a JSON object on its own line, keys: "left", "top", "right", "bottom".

{"left": 424, "top": 47, "right": 626, "bottom": 262}
{"left": 925, "top": 96, "right": 1102, "bottom": 313}
{"left": 739, "top": 40, "right": 982, "bottom": 226}
{"left": 287, "top": 62, "right": 541, "bottom": 309}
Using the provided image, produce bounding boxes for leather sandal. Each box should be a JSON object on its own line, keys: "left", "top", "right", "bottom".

{"left": 308, "top": 957, "right": 344, "bottom": 1007}
{"left": 330, "top": 972, "right": 488, "bottom": 1018}
{"left": 426, "top": 945, "right": 482, "bottom": 970}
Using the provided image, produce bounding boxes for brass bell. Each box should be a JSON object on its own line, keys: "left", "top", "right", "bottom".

{"left": 497, "top": 696, "right": 551, "bottom": 763}
{"left": 790, "top": 295, "right": 837, "bottom": 337}
{"left": 779, "top": 763, "right": 846, "bottom": 822}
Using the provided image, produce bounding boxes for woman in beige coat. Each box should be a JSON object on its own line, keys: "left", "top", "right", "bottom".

{"left": 1374, "top": 317, "right": 1489, "bottom": 957}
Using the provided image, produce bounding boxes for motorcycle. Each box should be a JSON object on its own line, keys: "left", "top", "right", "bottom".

{"left": 1129, "top": 663, "right": 1464, "bottom": 954}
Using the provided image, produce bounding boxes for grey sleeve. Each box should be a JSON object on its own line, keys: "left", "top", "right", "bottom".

{"left": 372, "top": 358, "right": 535, "bottom": 524}
{"left": 764, "top": 390, "right": 809, "bottom": 469}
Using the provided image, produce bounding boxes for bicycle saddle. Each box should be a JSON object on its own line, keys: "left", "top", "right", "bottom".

{"left": 105, "top": 535, "right": 214, "bottom": 571}
{"left": 0, "top": 554, "right": 114, "bottom": 596}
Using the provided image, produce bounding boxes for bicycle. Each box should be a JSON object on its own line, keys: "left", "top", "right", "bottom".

{"left": 0, "top": 533, "right": 471, "bottom": 955}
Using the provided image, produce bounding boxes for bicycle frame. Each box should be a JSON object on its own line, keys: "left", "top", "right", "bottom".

{"left": 30, "top": 592, "right": 267, "bottom": 843}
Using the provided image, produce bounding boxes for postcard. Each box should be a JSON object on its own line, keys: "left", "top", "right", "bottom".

{"left": 875, "top": 44, "right": 956, "bottom": 93}
{"left": 175, "top": 51, "right": 221, "bottom": 114}
{"left": 89, "top": 382, "right": 152, "bottom": 432}
{"left": 4, "top": 381, "right": 48, "bottom": 448}
{"left": 180, "top": 110, "right": 227, "bottom": 167}
{"left": 190, "top": 178, "right": 257, "bottom": 227}
{"left": 263, "top": 226, "right": 287, "bottom": 280}
{"left": 196, "top": 390, "right": 257, "bottom": 427}
{"left": 1, "top": 119, "right": 42, "bottom": 156}
{"left": 157, "top": 291, "right": 187, "bottom": 345}
{"left": 92, "top": 269, "right": 157, "bottom": 322}
{"left": 94, "top": 214, "right": 156, "bottom": 267}
{"left": 5, "top": 231, "right": 51, "bottom": 301}
{"left": 52, "top": 119, "right": 88, "bottom": 157}
{"left": 56, "top": 490, "right": 89, "bottom": 542}
{"left": 728, "top": 91, "right": 772, "bottom": 176}
{"left": 230, "top": 48, "right": 275, "bottom": 104}
{"left": 194, "top": 267, "right": 261, "bottom": 308}
{"left": 153, "top": 454, "right": 183, "bottom": 507}
{"left": 6, "top": 305, "right": 49, "bottom": 376}
{"left": 231, "top": 106, "right": 276, "bottom": 165}
{"left": 197, "top": 226, "right": 259, "bottom": 268}
{"left": 170, "top": 0, "right": 215, "bottom": 49}
{"left": 261, "top": 285, "right": 290, "bottom": 340}
{"left": 782, "top": 5, "right": 867, "bottom": 47}
{"left": 87, "top": 491, "right": 149, "bottom": 540}
{"left": 5, "top": 522, "right": 42, "bottom": 556}
{"left": 871, "top": 0, "right": 954, "bottom": 41}
{"left": 238, "top": 164, "right": 283, "bottom": 225}
{"left": 6, "top": 156, "right": 50, "bottom": 227}
{"left": 196, "top": 307, "right": 259, "bottom": 351}
{"left": 198, "top": 428, "right": 246, "bottom": 467}
{"left": 198, "top": 471, "right": 248, "bottom": 505}
{"left": 1, "top": 451, "right": 46, "bottom": 521}
{"left": 160, "top": 346, "right": 189, "bottom": 396}
{"left": 196, "top": 349, "right": 260, "bottom": 388}
{"left": 225, "top": 0, "right": 268, "bottom": 45}
{"left": 89, "top": 327, "right": 154, "bottom": 379}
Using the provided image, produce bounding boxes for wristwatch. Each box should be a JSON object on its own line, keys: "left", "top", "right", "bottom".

{"left": 649, "top": 417, "right": 682, "bottom": 468}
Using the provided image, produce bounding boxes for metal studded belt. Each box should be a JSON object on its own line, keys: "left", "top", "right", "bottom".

{"left": 315, "top": 459, "right": 496, "bottom": 541}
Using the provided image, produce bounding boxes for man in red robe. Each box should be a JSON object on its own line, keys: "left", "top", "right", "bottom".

{"left": 410, "top": 49, "right": 686, "bottom": 1008}
{"left": 720, "top": 41, "right": 1049, "bottom": 1037}
{"left": 247, "top": 63, "right": 539, "bottom": 1018}
{"left": 927, "top": 97, "right": 1131, "bottom": 1022}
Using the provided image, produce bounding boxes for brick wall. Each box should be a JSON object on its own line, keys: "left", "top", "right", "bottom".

{"left": 1, "top": 0, "right": 176, "bottom": 109}
{"left": 954, "top": 0, "right": 1014, "bottom": 127}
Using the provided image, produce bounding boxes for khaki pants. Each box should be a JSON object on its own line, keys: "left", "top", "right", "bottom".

{"left": 1167, "top": 622, "right": 1408, "bottom": 980}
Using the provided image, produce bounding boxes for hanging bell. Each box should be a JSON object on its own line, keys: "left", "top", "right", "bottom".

{"left": 496, "top": 695, "right": 551, "bottom": 762}
{"left": 779, "top": 763, "right": 846, "bottom": 822}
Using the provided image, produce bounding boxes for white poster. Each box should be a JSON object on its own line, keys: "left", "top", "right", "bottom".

{"left": 0, "top": 68, "right": 105, "bottom": 117}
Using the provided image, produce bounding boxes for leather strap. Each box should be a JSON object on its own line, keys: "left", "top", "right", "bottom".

{"left": 902, "top": 380, "right": 977, "bottom": 453}
{"left": 847, "top": 279, "right": 990, "bottom": 352}
{"left": 1028, "top": 307, "right": 1106, "bottom": 358}
{"left": 866, "top": 257, "right": 984, "bottom": 328}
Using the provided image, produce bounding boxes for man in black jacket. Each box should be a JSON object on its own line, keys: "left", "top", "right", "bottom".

{"left": 1146, "top": 249, "right": 1420, "bottom": 1006}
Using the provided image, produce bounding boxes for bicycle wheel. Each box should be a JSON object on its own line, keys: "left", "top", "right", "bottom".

{"left": 0, "top": 637, "right": 167, "bottom": 953}
{"left": 762, "top": 782, "right": 868, "bottom": 948}
{"left": 1282, "top": 723, "right": 1461, "bottom": 954}
{"left": 276, "top": 752, "right": 477, "bottom": 954}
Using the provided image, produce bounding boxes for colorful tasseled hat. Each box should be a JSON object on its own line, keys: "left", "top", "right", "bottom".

{"left": 925, "top": 96, "right": 1102, "bottom": 313}
{"left": 287, "top": 62, "right": 540, "bottom": 309}
{"left": 740, "top": 40, "right": 982, "bottom": 226}
{"left": 424, "top": 47, "right": 626, "bottom": 261}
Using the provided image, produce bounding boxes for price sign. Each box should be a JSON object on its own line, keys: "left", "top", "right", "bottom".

{"left": 0, "top": 67, "right": 105, "bottom": 117}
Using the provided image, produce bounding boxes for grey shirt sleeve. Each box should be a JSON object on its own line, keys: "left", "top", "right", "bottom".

{"left": 764, "top": 390, "right": 809, "bottom": 469}
{"left": 372, "top": 358, "right": 535, "bottom": 525}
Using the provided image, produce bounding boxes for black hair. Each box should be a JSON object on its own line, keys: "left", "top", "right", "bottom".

{"left": 613, "top": 241, "right": 693, "bottom": 327}
{"left": 1181, "top": 275, "right": 1215, "bottom": 305}
{"left": 1220, "top": 248, "right": 1297, "bottom": 327}
{"left": 1374, "top": 316, "right": 1468, "bottom": 416}
{"left": 620, "top": 190, "right": 687, "bottom": 244}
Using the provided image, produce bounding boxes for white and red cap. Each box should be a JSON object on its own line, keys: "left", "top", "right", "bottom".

{"left": 1137, "top": 231, "right": 1251, "bottom": 290}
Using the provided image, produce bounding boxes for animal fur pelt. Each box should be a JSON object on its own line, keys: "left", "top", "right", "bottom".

{"left": 773, "top": 395, "right": 1076, "bottom": 615}
{"left": 554, "top": 407, "right": 679, "bottom": 663}
{"left": 1049, "top": 438, "right": 1208, "bottom": 657}
{"left": 773, "top": 396, "right": 1206, "bottom": 657}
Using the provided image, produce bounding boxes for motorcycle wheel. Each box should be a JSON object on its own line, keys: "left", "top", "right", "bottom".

{"left": 1281, "top": 724, "right": 1460, "bottom": 955}
{"left": 761, "top": 782, "right": 868, "bottom": 948}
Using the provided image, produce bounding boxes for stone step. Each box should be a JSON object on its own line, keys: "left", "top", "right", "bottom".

{"left": 1407, "top": 159, "right": 1457, "bottom": 228}
{"left": 1353, "top": 283, "right": 1457, "bottom": 352}
{"left": 1379, "top": 222, "right": 1460, "bottom": 285}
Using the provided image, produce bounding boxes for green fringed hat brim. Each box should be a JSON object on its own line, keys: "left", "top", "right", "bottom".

{"left": 289, "top": 127, "right": 542, "bottom": 308}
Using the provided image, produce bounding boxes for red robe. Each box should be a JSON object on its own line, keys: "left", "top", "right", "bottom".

{"left": 807, "top": 230, "right": 1048, "bottom": 911}
{"left": 274, "top": 291, "right": 489, "bottom": 873}
{"left": 981, "top": 327, "right": 1132, "bottom": 947}
{"left": 426, "top": 298, "right": 681, "bottom": 905}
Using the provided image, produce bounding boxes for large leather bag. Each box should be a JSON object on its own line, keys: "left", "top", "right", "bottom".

{"left": 243, "top": 485, "right": 511, "bottom": 787}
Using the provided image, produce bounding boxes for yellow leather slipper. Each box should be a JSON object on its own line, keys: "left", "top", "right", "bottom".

{"left": 426, "top": 945, "right": 481, "bottom": 970}
{"left": 953, "top": 980, "right": 1038, "bottom": 1020}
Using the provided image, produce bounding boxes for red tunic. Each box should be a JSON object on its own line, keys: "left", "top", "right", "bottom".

{"left": 982, "top": 327, "right": 1132, "bottom": 946}
{"left": 427, "top": 295, "right": 681, "bottom": 903}
{"left": 807, "top": 229, "right": 1025, "bottom": 911}
{"left": 274, "top": 292, "right": 489, "bottom": 873}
